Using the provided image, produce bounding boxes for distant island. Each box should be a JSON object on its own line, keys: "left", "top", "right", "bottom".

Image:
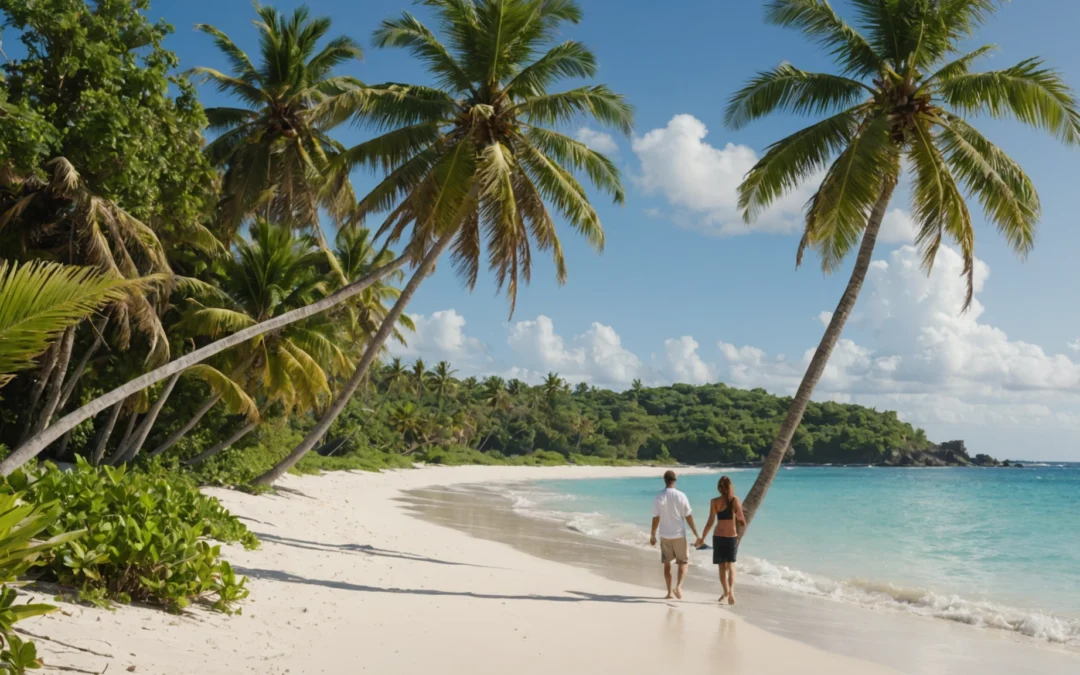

{"left": 293, "top": 372, "right": 1003, "bottom": 469}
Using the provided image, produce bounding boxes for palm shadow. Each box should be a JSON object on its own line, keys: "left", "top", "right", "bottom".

{"left": 252, "top": 532, "right": 498, "bottom": 569}
{"left": 235, "top": 566, "right": 659, "bottom": 604}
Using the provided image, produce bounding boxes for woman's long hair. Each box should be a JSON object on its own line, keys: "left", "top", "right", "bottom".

{"left": 718, "top": 476, "right": 734, "bottom": 503}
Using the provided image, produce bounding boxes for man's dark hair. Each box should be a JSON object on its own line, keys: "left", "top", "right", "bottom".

{"left": 663, "top": 470, "right": 676, "bottom": 486}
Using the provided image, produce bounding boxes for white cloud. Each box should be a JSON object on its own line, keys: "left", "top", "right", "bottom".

{"left": 631, "top": 114, "right": 817, "bottom": 236}
{"left": 1069, "top": 339, "right": 1080, "bottom": 352}
{"left": 817, "top": 311, "right": 833, "bottom": 328}
{"left": 879, "top": 209, "right": 919, "bottom": 244}
{"left": 390, "top": 309, "right": 487, "bottom": 366}
{"left": 714, "top": 245, "right": 1080, "bottom": 429}
{"left": 507, "top": 315, "right": 644, "bottom": 388}
{"left": 575, "top": 127, "right": 619, "bottom": 155}
{"left": 663, "top": 336, "right": 714, "bottom": 385}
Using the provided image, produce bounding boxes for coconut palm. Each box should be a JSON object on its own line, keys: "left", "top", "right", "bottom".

{"left": 729, "top": 0, "right": 1080, "bottom": 528}
{"left": 410, "top": 358, "right": 428, "bottom": 397}
{"left": 250, "top": 0, "right": 631, "bottom": 486}
{"left": 430, "top": 360, "right": 458, "bottom": 410}
{"left": 193, "top": 4, "right": 363, "bottom": 242}
{"left": 541, "top": 371, "right": 567, "bottom": 421}
{"left": 382, "top": 357, "right": 410, "bottom": 393}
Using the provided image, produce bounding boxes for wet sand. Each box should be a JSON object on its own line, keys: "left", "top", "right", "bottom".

{"left": 400, "top": 480, "right": 1080, "bottom": 675}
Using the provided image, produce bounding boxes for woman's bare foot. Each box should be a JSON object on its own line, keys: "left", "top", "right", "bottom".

{"left": 664, "top": 591, "right": 674, "bottom": 600}
{"left": 673, "top": 586, "right": 683, "bottom": 600}
{"left": 718, "top": 593, "right": 727, "bottom": 603}
{"left": 728, "top": 592, "right": 736, "bottom": 605}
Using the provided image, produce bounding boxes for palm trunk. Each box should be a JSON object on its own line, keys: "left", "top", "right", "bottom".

{"left": 148, "top": 392, "right": 222, "bottom": 458}
{"left": 251, "top": 232, "right": 455, "bottom": 487}
{"left": 27, "top": 326, "right": 76, "bottom": 439}
{"left": 56, "top": 317, "right": 108, "bottom": 412}
{"left": 91, "top": 402, "right": 123, "bottom": 465}
{"left": 1, "top": 254, "right": 408, "bottom": 476}
{"left": 108, "top": 410, "right": 140, "bottom": 466}
{"left": 20, "top": 341, "right": 60, "bottom": 441}
{"left": 740, "top": 172, "right": 898, "bottom": 532}
{"left": 181, "top": 420, "right": 258, "bottom": 466}
{"left": 54, "top": 431, "right": 72, "bottom": 461}
{"left": 119, "top": 371, "right": 182, "bottom": 463}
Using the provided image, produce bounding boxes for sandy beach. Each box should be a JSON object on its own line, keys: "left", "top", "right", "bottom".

{"left": 20, "top": 466, "right": 906, "bottom": 675}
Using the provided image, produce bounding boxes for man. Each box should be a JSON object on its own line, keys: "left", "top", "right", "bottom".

{"left": 650, "top": 470, "right": 699, "bottom": 599}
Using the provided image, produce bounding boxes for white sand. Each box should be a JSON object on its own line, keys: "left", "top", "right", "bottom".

{"left": 25, "top": 466, "right": 900, "bottom": 674}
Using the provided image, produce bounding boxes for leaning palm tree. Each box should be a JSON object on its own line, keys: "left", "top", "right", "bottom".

{"left": 250, "top": 0, "right": 631, "bottom": 486}
{"left": 193, "top": 3, "right": 363, "bottom": 242}
{"left": 729, "top": 0, "right": 1080, "bottom": 529}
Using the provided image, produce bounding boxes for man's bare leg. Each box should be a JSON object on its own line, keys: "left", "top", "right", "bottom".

{"left": 663, "top": 562, "right": 674, "bottom": 599}
{"left": 674, "top": 563, "right": 687, "bottom": 599}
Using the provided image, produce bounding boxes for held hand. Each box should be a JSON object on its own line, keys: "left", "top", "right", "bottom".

{"left": 649, "top": 534, "right": 656, "bottom": 547}
{"left": 694, "top": 537, "right": 704, "bottom": 548}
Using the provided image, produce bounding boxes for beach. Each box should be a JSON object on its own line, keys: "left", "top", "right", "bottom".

{"left": 22, "top": 466, "right": 1078, "bottom": 674}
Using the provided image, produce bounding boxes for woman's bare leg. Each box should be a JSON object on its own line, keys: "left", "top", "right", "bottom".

{"left": 717, "top": 564, "right": 729, "bottom": 602}
{"left": 727, "top": 564, "right": 737, "bottom": 605}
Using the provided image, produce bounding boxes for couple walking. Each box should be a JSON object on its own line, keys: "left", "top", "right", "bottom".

{"left": 649, "top": 470, "right": 745, "bottom": 603}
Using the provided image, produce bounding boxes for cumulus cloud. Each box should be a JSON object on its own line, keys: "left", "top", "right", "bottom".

{"left": 663, "top": 336, "right": 714, "bottom": 385}
{"left": 714, "top": 245, "right": 1080, "bottom": 428}
{"left": 390, "top": 309, "right": 488, "bottom": 366}
{"left": 575, "top": 127, "right": 619, "bottom": 155}
{"left": 879, "top": 209, "right": 919, "bottom": 244}
{"left": 632, "top": 114, "right": 817, "bottom": 236}
{"left": 506, "top": 315, "right": 643, "bottom": 388}
{"left": 1069, "top": 339, "right": 1080, "bottom": 352}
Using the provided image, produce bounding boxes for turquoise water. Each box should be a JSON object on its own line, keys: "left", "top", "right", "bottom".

{"left": 503, "top": 464, "right": 1080, "bottom": 646}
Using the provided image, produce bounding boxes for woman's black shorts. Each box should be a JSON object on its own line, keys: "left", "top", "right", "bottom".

{"left": 713, "top": 536, "right": 738, "bottom": 564}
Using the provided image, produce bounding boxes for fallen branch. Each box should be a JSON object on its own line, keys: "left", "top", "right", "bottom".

{"left": 15, "top": 629, "right": 114, "bottom": 658}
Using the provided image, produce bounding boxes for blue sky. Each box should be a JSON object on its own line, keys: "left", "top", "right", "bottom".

{"left": 48, "top": 1, "right": 1080, "bottom": 458}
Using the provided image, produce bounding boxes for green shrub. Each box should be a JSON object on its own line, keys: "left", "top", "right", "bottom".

{"left": 0, "top": 458, "right": 256, "bottom": 613}
{"left": 0, "top": 493, "right": 82, "bottom": 674}
{"left": 419, "top": 446, "right": 568, "bottom": 467}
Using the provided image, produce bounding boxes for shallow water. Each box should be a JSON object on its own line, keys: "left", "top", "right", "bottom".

{"left": 399, "top": 468, "right": 1080, "bottom": 675}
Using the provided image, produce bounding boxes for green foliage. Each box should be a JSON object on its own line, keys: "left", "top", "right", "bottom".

{"left": 0, "top": 0, "right": 216, "bottom": 230}
{"left": 0, "top": 459, "right": 255, "bottom": 613}
{"left": 0, "top": 492, "right": 81, "bottom": 674}
{"left": 299, "top": 365, "right": 935, "bottom": 469}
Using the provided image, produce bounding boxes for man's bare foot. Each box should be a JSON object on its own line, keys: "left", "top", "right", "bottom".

{"left": 728, "top": 592, "right": 736, "bottom": 605}
{"left": 673, "top": 586, "right": 683, "bottom": 600}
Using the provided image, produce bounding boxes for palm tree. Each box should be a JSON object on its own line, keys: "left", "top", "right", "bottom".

{"left": 411, "top": 358, "right": 428, "bottom": 397}
{"left": 154, "top": 220, "right": 340, "bottom": 461}
{"left": 430, "top": 360, "right": 458, "bottom": 410}
{"left": 193, "top": 4, "right": 363, "bottom": 242}
{"left": 383, "top": 357, "right": 409, "bottom": 393}
{"left": 250, "top": 0, "right": 631, "bottom": 486}
{"left": 729, "top": 0, "right": 1080, "bottom": 529}
{"left": 541, "top": 372, "right": 567, "bottom": 421}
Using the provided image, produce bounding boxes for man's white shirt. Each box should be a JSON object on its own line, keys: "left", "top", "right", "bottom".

{"left": 652, "top": 487, "right": 692, "bottom": 539}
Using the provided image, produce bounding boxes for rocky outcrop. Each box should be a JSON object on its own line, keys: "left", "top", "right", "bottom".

{"left": 878, "top": 441, "right": 999, "bottom": 467}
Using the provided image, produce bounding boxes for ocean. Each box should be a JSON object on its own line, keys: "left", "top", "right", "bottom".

{"left": 498, "top": 464, "right": 1080, "bottom": 648}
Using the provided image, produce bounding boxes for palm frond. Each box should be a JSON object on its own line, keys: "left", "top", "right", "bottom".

{"left": 373, "top": 13, "right": 473, "bottom": 94}
{"left": 939, "top": 58, "right": 1080, "bottom": 145}
{"left": 522, "top": 126, "right": 624, "bottom": 203}
{"left": 765, "top": 0, "right": 884, "bottom": 78}
{"left": 0, "top": 261, "right": 134, "bottom": 381}
{"left": 725, "top": 63, "right": 870, "bottom": 130}
{"left": 515, "top": 85, "right": 634, "bottom": 135}
{"left": 505, "top": 41, "right": 597, "bottom": 98}
{"left": 185, "top": 364, "right": 260, "bottom": 421}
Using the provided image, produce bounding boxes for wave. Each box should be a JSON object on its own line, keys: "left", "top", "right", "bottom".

{"left": 495, "top": 483, "right": 1080, "bottom": 648}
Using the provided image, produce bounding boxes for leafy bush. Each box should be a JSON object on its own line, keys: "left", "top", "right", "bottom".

{"left": 0, "top": 493, "right": 82, "bottom": 674}
{"left": 0, "top": 459, "right": 256, "bottom": 613}
{"left": 419, "top": 446, "right": 568, "bottom": 467}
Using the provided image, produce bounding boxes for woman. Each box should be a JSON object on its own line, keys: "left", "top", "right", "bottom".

{"left": 696, "top": 476, "right": 746, "bottom": 604}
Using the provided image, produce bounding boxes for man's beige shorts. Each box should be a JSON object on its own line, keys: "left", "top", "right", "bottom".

{"left": 660, "top": 537, "right": 689, "bottom": 565}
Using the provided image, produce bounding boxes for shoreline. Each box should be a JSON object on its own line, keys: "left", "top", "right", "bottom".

{"left": 407, "top": 470, "right": 1079, "bottom": 674}
{"left": 20, "top": 465, "right": 902, "bottom": 675}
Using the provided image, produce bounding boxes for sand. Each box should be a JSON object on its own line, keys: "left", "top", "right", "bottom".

{"left": 21, "top": 465, "right": 904, "bottom": 675}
